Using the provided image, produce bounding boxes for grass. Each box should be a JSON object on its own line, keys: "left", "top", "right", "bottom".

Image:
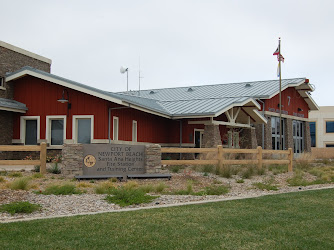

{"left": 0, "top": 201, "right": 41, "bottom": 215}
{"left": 105, "top": 187, "right": 158, "bottom": 207}
{"left": 0, "top": 189, "right": 333, "bottom": 249}
{"left": 94, "top": 181, "right": 115, "bottom": 194}
{"left": 41, "top": 184, "right": 82, "bottom": 195}
{"left": 253, "top": 182, "right": 279, "bottom": 191}
{"left": 8, "top": 177, "right": 31, "bottom": 190}
{"left": 8, "top": 172, "right": 23, "bottom": 178}
{"left": 47, "top": 163, "right": 61, "bottom": 174}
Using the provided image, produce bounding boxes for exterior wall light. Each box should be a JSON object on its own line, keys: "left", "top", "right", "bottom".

{"left": 57, "top": 89, "right": 72, "bottom": 115}
{"left": 298, "top": 108, "right": 303, "bottom": 112}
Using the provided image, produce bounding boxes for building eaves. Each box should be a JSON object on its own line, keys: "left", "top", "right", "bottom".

{"left": 0, "top": 97, "right": 27, "bottom": 113}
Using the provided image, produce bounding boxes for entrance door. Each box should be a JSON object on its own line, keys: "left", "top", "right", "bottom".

{"left": 194, "top": 129, "right": 204, "bottom": 148}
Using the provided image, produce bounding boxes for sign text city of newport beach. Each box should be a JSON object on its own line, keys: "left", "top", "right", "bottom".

{"left": 82, "top": 144, "right": 145, "bottom": 176}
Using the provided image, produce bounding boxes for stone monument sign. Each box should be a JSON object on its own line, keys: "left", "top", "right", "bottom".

{"left": 82, "top": 144, "right": 145, "bottom": 176}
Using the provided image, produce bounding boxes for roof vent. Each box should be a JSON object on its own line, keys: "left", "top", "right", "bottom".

{"left": 149, "top": 91, "right": 155, "bottom": 94}
{"left": 245, "top": 83, "right": 252, "bottom": 87}
{"left": 187, "top": 87, "right": 194, "bottom": 92}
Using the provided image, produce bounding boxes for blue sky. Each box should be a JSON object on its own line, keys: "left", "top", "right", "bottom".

{"left": 1, "top": 0, "right": 333, "bottom": 105}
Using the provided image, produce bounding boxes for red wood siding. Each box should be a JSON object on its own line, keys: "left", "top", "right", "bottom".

{"left": 263, "top": 87, "right": 309, "bottom": 118}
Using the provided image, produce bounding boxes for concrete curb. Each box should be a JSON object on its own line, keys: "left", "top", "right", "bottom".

{"left": 1, "top": 185, "right": 334, "bottom": 224}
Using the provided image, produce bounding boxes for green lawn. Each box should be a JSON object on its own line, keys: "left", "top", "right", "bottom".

{"left": 1, "top": 188, "right": 334, "bottom": 249}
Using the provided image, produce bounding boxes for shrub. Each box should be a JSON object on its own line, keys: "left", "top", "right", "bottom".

{"left": 47, "top": 163, "right": 61, "bottom": 174}
{"left": 138, "top": 184, "right": 154, "bottom": 194}
{"left": 105, "top": 187, "right": 158, "bottom": 207}
{"left": 172, "top": 181, "right": 194, "bottom": 195}
{"left": 95, "top": 181, "right": 116, "bottom": 194}
{"left": 212, "top": 179, "right": 222, "bottom": 184}
{"left": 34, "top": 165, "right": 40, "bottom": 172}
{"left": 0, "top": 177, "right": 5, "bottom": 183}
{"left": 124, "top": 180, "right": 139, "bottom": 190}
{"left": 42, "top": 184, "right": 81, "bottom": 195}
{"left": 9, "top": 177, "right": 30, "bottom": 190}
{"left": 76, "top": 182, "right": 93, "bottom": 188}
{"left": 202, "top": 165, "right": 215, "bottom": 174}
{"left": 204, "top": 185, "right": 229, "bottom": 195}
{"left": 8, "top": 172, "right": 23, "bottom": 178}
{"left": 170, "top": 165, "right": 181, "bottom": 173}
{"left": 220, "top": 165, "right": 232, "bottom": 178}
{"left": 236, "top": 179, "right": 244, "bottom": 183}
{"left": 0, "top": 201, "right": 41, "bottom": 215}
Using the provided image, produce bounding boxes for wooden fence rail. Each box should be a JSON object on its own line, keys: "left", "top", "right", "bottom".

{"left": 161, "top": 146, "right": 293, "bottom": 172}
{"left": 0, "top": 142, "right": 47, "bottom": 174}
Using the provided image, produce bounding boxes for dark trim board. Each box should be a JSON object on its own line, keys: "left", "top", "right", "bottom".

{"left": 127, "top": 173, "right": 172, "bottom": 180}
{"left": 75, "top": 173, "right": 172, "bottom": 180}
{"left": 75, "top": 175, "right": 124, "bottom": 181}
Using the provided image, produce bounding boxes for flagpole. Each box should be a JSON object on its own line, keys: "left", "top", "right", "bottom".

{"left": 279, "top": 38, "right": 282, "bottom": 150}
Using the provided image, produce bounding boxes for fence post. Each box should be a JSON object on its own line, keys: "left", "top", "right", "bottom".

{"left": 40, "top": 142, "right": 47, "bottom": 174}
{"left": 257, "top": 146, "right": 262, "bottom": 170}
{"left": 288, "top": 148, "right": 293, "bottom": 172}
{"left": 217, "top": 145, "right": 224, "bottom": 171}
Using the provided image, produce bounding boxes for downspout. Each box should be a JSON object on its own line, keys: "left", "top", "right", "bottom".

{"left": 257, "top": 99, "right": 265, "bottom": 148}
{"left": 179, "top": 120, "right": 182, "bottom": 160}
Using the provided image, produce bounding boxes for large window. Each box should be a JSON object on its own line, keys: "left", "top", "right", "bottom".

{"left": 293, "top": 120, "right": 304, "bottom": 154}
{"left": 271, "top": 117, "right": 285, "bottom": 150}
{"left": 326, "top": 121, "right": 334, "bottom": 133}
{"left": 73, "top": 115, "right": 93, "bottom": 144}
{"left": 310, "top": 122, "right": 316, "bottom": 147}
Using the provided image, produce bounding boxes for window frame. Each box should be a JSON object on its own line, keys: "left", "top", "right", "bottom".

{"left": 0, "top": 77, "right": 5, "bottom": 90}
{"left": 194, "top": 129, "right": 204, "bottom": 148}
{"left": 72, "top": 115, "right": 94, "bottom": 144}
{"left": 309, "top": 121, "right": 316, "bottom": 147}
{"left": 325, "top": 120, "right": 334, "bottom": 134}
{"left": 46, "top": 115, "right": 67, "bottom": 148}
{"left": 271, "top": 116, "right": 285, "bottom": 150}
{"left": 20, "top": 116, "right": 40, "bottom": 145}
{"left": 113, "top": 116, "right": 119, "bottom": 141}
{"left": 132, "top": 120, "right": 137, "bottom": 142}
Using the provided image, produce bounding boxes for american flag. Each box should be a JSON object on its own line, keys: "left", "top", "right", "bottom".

{"left": 273, "top": 46, "right": 284, "bottom": 62}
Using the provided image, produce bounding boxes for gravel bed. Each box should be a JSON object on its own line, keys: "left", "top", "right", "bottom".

{"left": 1, "top": 172, "right": 334, "bottom": 223}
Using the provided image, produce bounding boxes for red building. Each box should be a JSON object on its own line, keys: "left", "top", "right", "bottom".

{"left": 0, "top": 41, "right": 318, "bottom": 156}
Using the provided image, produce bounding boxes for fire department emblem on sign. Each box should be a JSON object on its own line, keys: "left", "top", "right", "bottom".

{"left": 84, "top": 155, "right": 96, "bottom": 168}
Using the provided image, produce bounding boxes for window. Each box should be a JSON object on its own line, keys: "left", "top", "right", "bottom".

{"left": 25, "top": 120, "right": 37, "bottom": 145}
{"left": 310, "top": 122, "right": 316, "bottom": 147}
{"left": 113, "top": 116, "right": 119, "bottom": 141}
{"left": 132, "top": 120, "right": 137, "bottom": 142}
{"left": 0, "top": 77, "right": 4, "bottom": 88}
{"left": 46, "top": 116, "right": 66, "bottom": 146}
{"left": 293, "top": 120, "right": 304, "bottom": 154}
{"left": 271, "top": 117, "right": 285, "bottom": 150}
{"left": 194, "top": 129, "right": 204, "bottom": 148}
{"left": 72, "top": 115, "right": 93, "bottom": 144}
{"left": 326, "top": 121, "right": 334, "bottom": 133}
{"left": 326, "top": 144, "right": 334, "bottom": 148}
{"left": 20, "top": 116, "right": 40, "bottom": 145}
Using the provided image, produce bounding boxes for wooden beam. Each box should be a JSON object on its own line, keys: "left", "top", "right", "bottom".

{"left": 241, "top": 107, "right": 256, "bottom": 122}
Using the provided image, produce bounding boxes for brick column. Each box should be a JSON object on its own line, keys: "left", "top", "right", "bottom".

{"left": 304, "top": 121, "right": 311, "bottom": 152}
{"left": 285, "top": 118, "right": 293, "bottom": 150}
{"left": 145, "top": 144, "right": 162, "bottom": 173}
{"left": 202, "top": 125, "right": 222, "bottom": 148}
{"left": 240, "top": 128, "right": 258, "bottom": 149}
{"left": 0, "top": 110, "right": 13, "bottom": 160}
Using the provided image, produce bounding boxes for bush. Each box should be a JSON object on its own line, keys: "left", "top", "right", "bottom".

{"left": 0, "top": 176, "right": 5, "bottom": 183}
{"left": 220, "top": 165, "right": 232, "bottom": 178}
{"left": 236, "top": 179, "right": 244, "bottom": 183}
{"left": 34, "top": 165, "right": 40, "bottom": 172}
{"left": 241, "top": 165, "right": 255, "bottom": 179}
{"left": 47, "top": 163, "right": 61, "bottom": 174}
{"left": 42, "top": 184, "right": 81, "bottom": 195}
{"left": 0, "top": 201, "right": 41, "bottom": 215}
{"left": 8, "top": 172, "right": 23, "bottom": 178}
{"left": 0, "top": 171, "right": 8, "bottom": 176}
{"left": 202, "top": 165, "right": 215, "bottom": 174}
{"left": 105, "top": 187, "right": 158, "bottom": 207}
{"left": 32, "top": 173, "right": 44, "bottom": 179}
{"left": 155, "top": 182, "right": 168, "bottom": 193}
{"left": 9, "top": 177, "right": 30, "bottom": 190}
{"left": 170, "top": 165, "right": 182, "bottom": 173}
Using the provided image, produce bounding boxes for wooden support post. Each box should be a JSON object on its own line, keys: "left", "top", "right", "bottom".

{"left": 288, "top": 148, "right": 293, "bottom": 172}
{"left": 217, "top": 145, "right": 224, "bottom": 172}
{"left": 257, "top": 146, "right": 262, "bottom": 170}
{"left": 40, "top": 142, "right": 47, "bottom": 174}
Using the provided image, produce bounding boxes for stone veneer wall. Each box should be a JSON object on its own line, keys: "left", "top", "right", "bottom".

{"left": 285, "top": 118, "right": 294, "bottom": 150}
{"left": 202, "top": 125, "right": 222, "bottom": 148}
{"left": 0, "top": 46, "right": 51, "bottom": 99}
{"left": 304, "top": 121, "right": 311, "bottom": 152}
{"left": 61, "top": 144, "right": 163, "bottom": 178}
{"left": 255, "top": 115, "right": 272, "bottom": 149}
{"left": 240, "top": 128, "right": 257, "bottom": 149}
